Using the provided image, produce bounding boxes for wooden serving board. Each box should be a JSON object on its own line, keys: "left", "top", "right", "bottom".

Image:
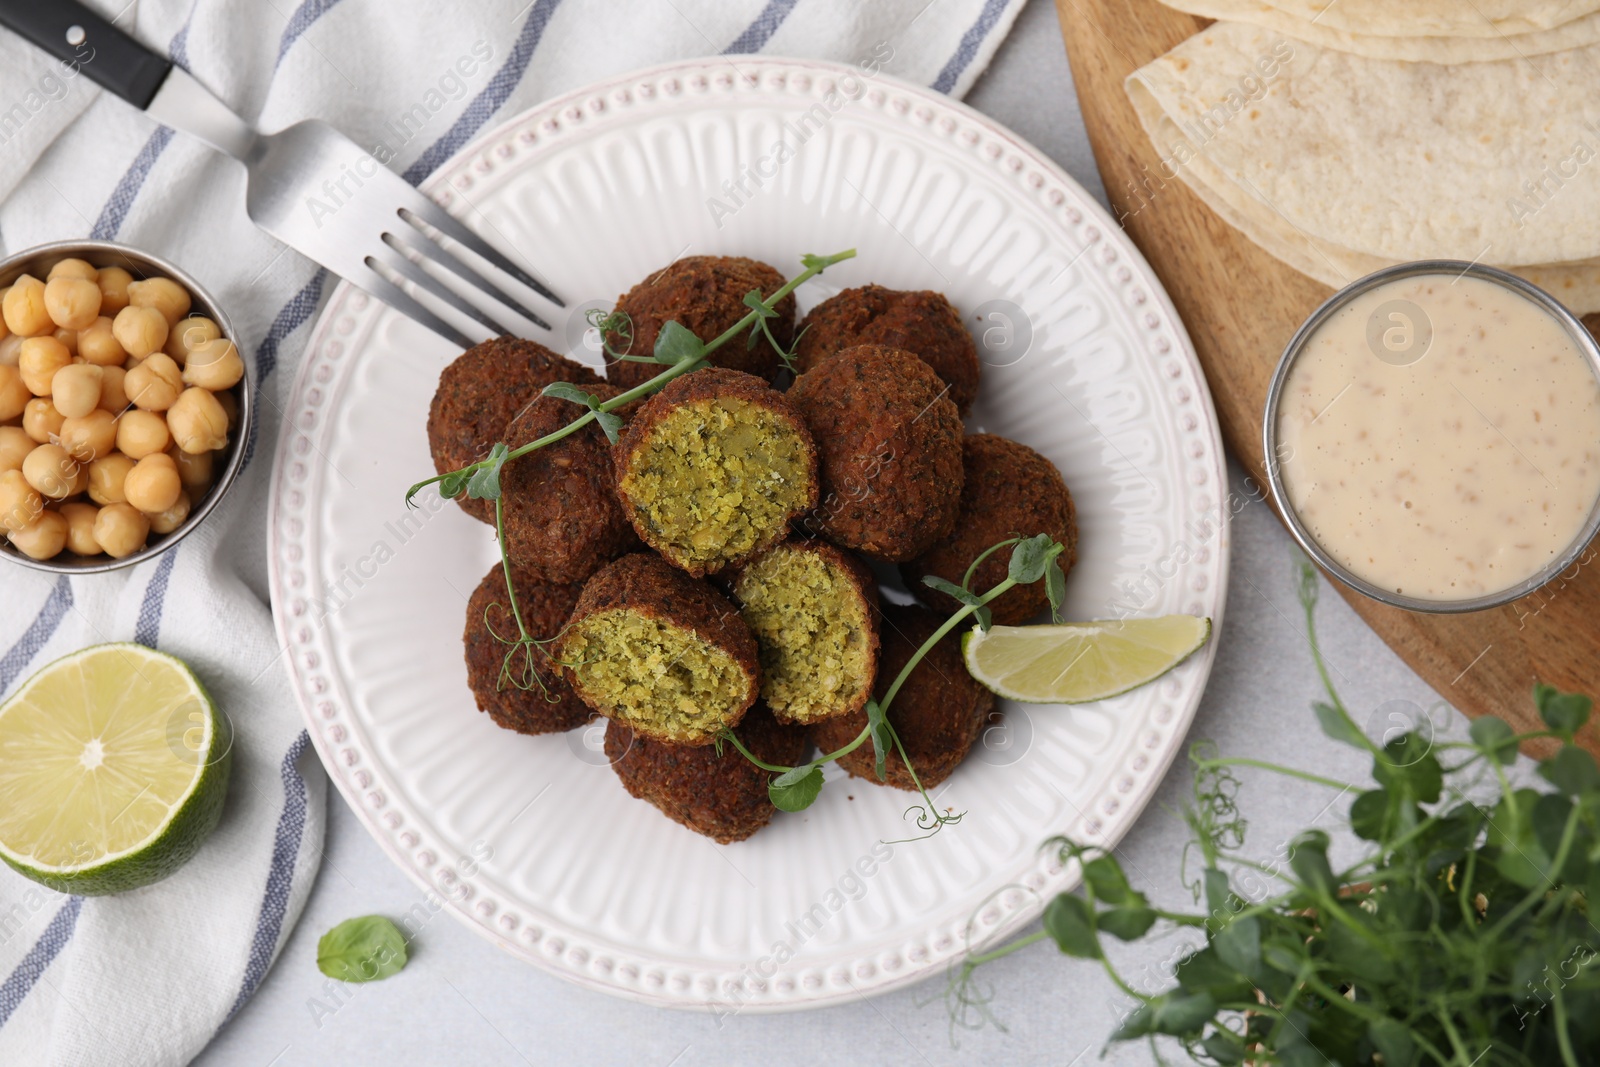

{"left": 1054, "top": 0, "right": 1600, "bottom": 754}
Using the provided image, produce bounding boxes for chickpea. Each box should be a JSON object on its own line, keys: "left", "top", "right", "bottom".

{"left": 123, "top": 452, "right": 181, "bottom": 514}
{"left": 22, "top": 398, "right": 64, "bottom": 444}
{"left": 112, "top": 305, "right": 168, "bottom": 360}
{"left": 8, "top": 509, "right": 67, "bottom": 561}
{"left": 2, "top": 276, "right": 52, "bottom": 337}
{"left": 147, "top": 490, "right": 191, "bottom": 535}
{"left": 0, "top": 426, "right": 31, "bottom": 472}
{"left": 123, "top": 352, "right": 182, "bottom": 412}
{"left": 77, "top": 316, "right": 126, "bottom": 366}
{"left": 164, "top": 316, "right": 220, "bottom": 364}
{"left": 98, "top": 365, "right": 128, "bottom": 413}
{"left": 44, "top": 276, "right": 101, "bottom": 331}
{"left": 181, "top": 338, "right": 244, "bottom": 391}
{"left": 0, "top": 469, "right": 43, "bottom": 532}
{"left": 48, "top": 258, "right": 98, "bottom": 282}
{"left": 173, "top": 445, "right": 214, "bottom": 493}
{"left": 59, "top": 501, "right": 102, "bottom": 555}
{"left": 23, "top": 443, "right": 80, "bottom": 499}
{"left": 18, "top": 336, "right": 72, "bottom": 395}
{"left": 166, "top": 387, "right": 230, "bottom": 454}
{"left": 97, "top": 266, "right": 134, "bottom": 316}
{"left": 93, "top": 502, "right": 149, "bottom": 559}
{"left": 115, "top": 409, "right": 171, "bottom": 459}
{"left": 53, "top": 328, "right": 78, "bottom": 357}
{"left": 216, "top": 388, "right": 239, "bottom": 431}
{"left": 127, "top": 277, "right": 190, "bottom": 326}
{"left": 58, "top": 410, "right": 117, "bottom": 462}
{"left": 0, "top": 334, "right": 22, "bottom": 367}
{"left": 88, "top": 452, "right": 136, "bottom": 505}
{"left": 0, "top": 365, "right": 30, "bottom": 421}
{"left": 51, "top": 364, "right": 102, "bottom": 419}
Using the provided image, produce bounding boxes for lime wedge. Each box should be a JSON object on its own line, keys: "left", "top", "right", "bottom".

{"left": 961, "top": 616, "right": 1212, "bottom": 704}
{"left": 0, "top": 643, "right": 231, "bottom": 895}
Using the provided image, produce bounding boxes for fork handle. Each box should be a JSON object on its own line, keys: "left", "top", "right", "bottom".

{"left": 0, "top": 0, "right": 172, "bottom": 110}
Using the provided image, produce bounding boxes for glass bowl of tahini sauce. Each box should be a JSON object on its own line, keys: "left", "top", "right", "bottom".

{"left": 1264, "top": 261, "right": 1600, "bottom": 613}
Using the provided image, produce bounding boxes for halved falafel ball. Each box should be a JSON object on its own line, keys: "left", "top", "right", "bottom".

{"left": 730, "top": 539, "right": 879, "bottom": 726}
{"left": 604, "top": 702, "right": 808, "bottom": 844}
{"left": 787, "top": 345, "right": 964, "bottom": 563}
{"left": 613, "top": 368, "right": 819, "bottom": 577}
{"left": 463, "top": 563, "right": 591, "bottom": 735}
{"left": 795, "top": 286, "right": 980, "bottom": 413}
{"left": 604, "top": 256, "right": 795, "bottom": 390}
{"left": 903, "top": 434, "right": 1078, "bottom": 626}
{"left": 812, "top": 602, "right": 993, "bottom": 791}
{"left": 501, "top": 384, "right": 639, "bottom": 585}
{"left": 556, "top": 553, "right": 760, "bottom": 745}
{"left": 427, "top": 338, "right": 603, "bottom": 523}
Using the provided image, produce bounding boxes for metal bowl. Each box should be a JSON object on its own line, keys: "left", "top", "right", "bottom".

{"left": 1263, "top": 260, "right": 1600, "bottom": 614}
{"left": 0, "top": 239, "right": 250, "bottom": 575}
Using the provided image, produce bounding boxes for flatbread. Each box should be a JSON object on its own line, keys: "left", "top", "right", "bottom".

{"left": 1243, "top": 0, "right": 1600, "bottom": 38}
{"left": 1158, "top": 0, "right": 1600, "bottom": 61}
{"left": 1125, "top": 65, "right": 1600, "bottom": 314}
{"left": 1124, "top": 22, "right": 1600, "bottom": 269}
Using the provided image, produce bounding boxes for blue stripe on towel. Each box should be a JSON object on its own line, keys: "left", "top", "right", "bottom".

{"left": 930, "top": 0, "right": 1010, "bottom": 94}
{"left": 0, "top": 577, "right": 73, "bottom": 695}
{"left": 277, "top": 0, "right": 349, "bottom": 69}
{"left": 0, "top": 897, "right": 83, "bottom": 1029}
{"left": 724, "top": 0, "right": 801, "bottom": 53}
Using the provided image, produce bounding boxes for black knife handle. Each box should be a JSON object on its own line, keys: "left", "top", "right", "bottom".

{"left": 0, "top": 0, "right": 171, "bottom": 109}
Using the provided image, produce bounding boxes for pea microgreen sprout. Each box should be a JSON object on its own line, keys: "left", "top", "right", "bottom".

{"left": 402, "top": 250, "right": 856, "bottom": 699}
{"left": 720, "top": 534, "right": 1071, "bottom": 841}
{"left": 948, "top": 560, "right": 1600, "bottom": 1065}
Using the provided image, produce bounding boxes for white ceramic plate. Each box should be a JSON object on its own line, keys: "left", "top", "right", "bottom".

{"left": 268, "top": 56, "right": 1228, "bottom": 1011}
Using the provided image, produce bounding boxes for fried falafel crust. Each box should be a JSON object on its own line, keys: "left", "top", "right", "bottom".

{"left": 604, "top": 702, "right": 808, "bottom": 844}
{"left": 795, "top": 285, "right": 981, "bottom": 414}
{"left": 500, "top": 384, "right": 639, "bottom": 585}
{"left": 604, "top": 256, "right": 795, "bottom": 390}
{"left": 427, "top": 338, "right": 603, "bottom": 524}
{"left": 787, "top": 345, "right": 964, "bottom": 563}
{"left": 613, "top": 367, "right": 819, "bottom": 577}
{"left": 557, "top": 553, "right": 760, "bottom": 745}
{"left": 463, "top": 563, "right": 592, "bottom": 735}
{"left": 730, "top": 538, "right": 880, "bottom": 725}
{"left": 812, "top": 602, "right": 993, "bottom": 791}
{"left": 903, "top": 434, "right": 1079, "bottom": 626}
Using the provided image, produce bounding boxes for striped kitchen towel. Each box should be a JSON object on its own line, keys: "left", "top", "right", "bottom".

{"left": 0, "top": 0, "right": 1026, "bottom": 1063}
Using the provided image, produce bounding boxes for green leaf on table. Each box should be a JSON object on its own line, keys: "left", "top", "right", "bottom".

{"left": 464, "top": 442, "right": 509, "bottom": 501}
{"left": 317, "top": 915, "right": 408, "bottom": 983}
{"left": 1044, "top": 559, "right": 1066, "bottom": 622}
{"left": 1539, "top": 745, "right": 1600, "bottom": 797}
{"left": 865, "top": 699, "right": 892, "bottom": 782}
{"left": 1289, "top": 830, "right": 1336, "bottom": 896}
{"left": 1313, "top": 700, "right": 1367, "bottom": 749}
{"left": 768, "top": 765, "right": 824, "bottom": 812}
{"left": 438, "top": 468, "right": 470, "bottom": 500}
{"left": 1535, "top": 684, "right": 1591, "bottom": 737}
{"left": 1097, "top": 905, "right": 1157, "bottom": 941}
{"left": 594, "top": 410, "right": 624, "bottom": 444}
{"left": 1212, "top": 914, "right": 1261, "bottom": 977}
{"left": 653, "top": 320, "right": 705, "bottom": 366}
{"left": 1369, "top": 1018, "right": 1419, "bottom": 1067}
{"left": 1176, "top": 948, "right": 1255, "bottom": 1003}
{"left": 1349, "top": 789, "right": 1395, "bottom": 842}
{"left": 1007, "top": 534, "right": 1055, "bottom": 585}
{"left": 1470, "top": 715, "right": 1519, "bottom": 765}
{"left": 1113, "top": 990, "right": 1217, "bottom": 1039}
{"left": 1042, "top": 893, "right": 1101, "bottom": 959}
{"left": 1083, "top": 855, "right": 1135, "bottom": 905}
{"left": 1373, "top": 735, "right": 1442, "bottom": 803}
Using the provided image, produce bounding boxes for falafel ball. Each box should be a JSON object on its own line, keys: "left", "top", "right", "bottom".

{"left": 556, "top": 553, "right": 760, "bottom": 745}
{"left": 903, "top": 434, "right": 1078, "bottom": 626}
{"left": 613, "top": 368, "right": 818, "bottom": 577}
{"left": 787, "top": 345, "right": 964, "bottom": 563}
{"left": 463, "top": 563, "right": 592, "bottom": 735}
{"left": 812, "top": 602, "right": 993, "bottom": 791}
{"left": 604, "top": 256, "right": 795, "bottom": 390}
{"left": 501, "top": 384, "right": 639, "bottom": 585}
{"left": 795, "top": 285, "right": 980, "bottom": 413}
{"left": 730, "top": 539, "right": 879, "bottom": 725}
{"left": 604, "top": 702, "right": 808, "bottom": 844}
{"left": 427, "top": 338, "right": 603, "bottom": 524}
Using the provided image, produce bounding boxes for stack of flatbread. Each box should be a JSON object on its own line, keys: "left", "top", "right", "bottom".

{"left": 1125, "top": 1, "right": 1600, "bottom": 312}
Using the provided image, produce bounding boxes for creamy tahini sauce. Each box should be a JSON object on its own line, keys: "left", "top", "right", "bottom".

{"left": 1276, "top": 274, "right": 1600, "bottom": 601}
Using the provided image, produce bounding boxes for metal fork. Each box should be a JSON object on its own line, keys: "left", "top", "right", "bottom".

{"left": 0, "top": 0, "right": 562, "bottom": 348}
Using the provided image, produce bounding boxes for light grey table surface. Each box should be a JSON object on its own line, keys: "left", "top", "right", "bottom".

{"left": 195, "top": 2, "right": 1468, "bottom": 1063}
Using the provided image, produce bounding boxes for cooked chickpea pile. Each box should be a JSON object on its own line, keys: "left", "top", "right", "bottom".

{"left": 0, "top": 257, "right": 241, "bottom": 562}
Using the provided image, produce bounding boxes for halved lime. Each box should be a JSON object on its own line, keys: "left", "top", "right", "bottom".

{"left": 0, "top": 643, "right": 231, "bottom": 895}
{"left": 961, "top": 616, "right": 1212, "bottom": 704}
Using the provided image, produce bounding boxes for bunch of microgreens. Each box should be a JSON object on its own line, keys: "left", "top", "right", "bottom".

{"left": 951, "top": 561, "right": 1600, "bottom": 1066}
{"left": 719, "top": 533, "right": 1069, "bottom": 840}
{"left": 403, "top": 250, "right": 855, "bottom": 698}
